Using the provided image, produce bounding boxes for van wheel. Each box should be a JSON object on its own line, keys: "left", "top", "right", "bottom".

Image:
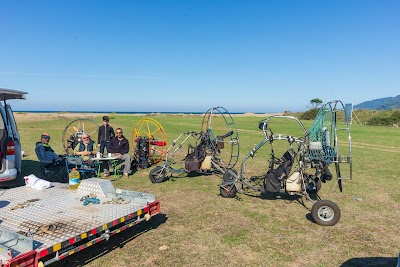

{"left": 311, "top": 200, "right": 341, "bottom": 226}
{"left": 149, "top": 166, "right": 167, "bottom": 183}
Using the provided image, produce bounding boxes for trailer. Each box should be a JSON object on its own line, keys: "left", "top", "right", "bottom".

{"left": 0, "top": 178, "right": 160, "bottom": 267}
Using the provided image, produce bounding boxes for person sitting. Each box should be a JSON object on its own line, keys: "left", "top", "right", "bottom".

{"left": 74, "top": 133, "right": 97, "bottom": 165}
{"left": 108, "top": 128, "right": 131, "bottom": 178}
{"left": 35, "top": 133, "right": 66, "bottom": 167}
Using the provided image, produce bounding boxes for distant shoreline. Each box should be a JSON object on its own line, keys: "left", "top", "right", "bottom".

{"left": 13, "top": 111, "right": 284, "bottom": 122}
{"left": 14, "top": 110, "right": 280, "bottom": 115}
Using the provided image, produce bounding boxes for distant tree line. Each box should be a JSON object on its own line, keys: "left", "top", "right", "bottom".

{"left": 366, "top": 110, "right": 400, "bottom": 126}
{"left": 300, "top": 108, "right": 319, "bottom": 120}
{"left": 296, "top": 99, "right": 400, "bottom": 126}
{"left": 299, "top": 109, "right": 400, "bottom": 126}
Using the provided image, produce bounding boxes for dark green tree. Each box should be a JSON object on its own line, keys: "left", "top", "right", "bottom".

{"left": 310, "top": 98, "right": 323, "bottom": 108}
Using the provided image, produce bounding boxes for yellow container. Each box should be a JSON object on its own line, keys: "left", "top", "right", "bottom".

{"left": 200, "top": 155, "right": 212, "bottom": 170}
{"left": 285, "top": 171, "right": 301, "bottom": 192}
{"left": 69, "top": 168, "right": 80, "bottom": 190}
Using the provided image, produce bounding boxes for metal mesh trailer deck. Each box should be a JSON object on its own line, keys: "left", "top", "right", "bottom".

{"left": 0, "top": 178, "right": 160, "bottom": 266}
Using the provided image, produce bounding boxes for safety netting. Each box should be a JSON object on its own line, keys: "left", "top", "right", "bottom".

{"left": 308, "top": 104, "right": 336, "bottom": 163}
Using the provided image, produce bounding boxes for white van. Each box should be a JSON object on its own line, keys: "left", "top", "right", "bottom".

{"left": 0, "top": 88, "right": 27, "bottom": 184}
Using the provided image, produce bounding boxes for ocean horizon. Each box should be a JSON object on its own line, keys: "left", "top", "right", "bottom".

{"left": 14, "top": 110, "right": 278, "bottom": 115}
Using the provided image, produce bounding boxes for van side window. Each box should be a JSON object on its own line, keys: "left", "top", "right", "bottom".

{"left": 0, "top": 115, "right": 5, "bottom": 141}
{"left": 0, "top": 114, "right": 6, "bottom": 157}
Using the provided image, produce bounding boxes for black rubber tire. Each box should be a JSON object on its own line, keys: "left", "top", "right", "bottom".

{"left": 149, "top": 166, "right": 167, "bottom": 183}
{"left": 315, "top": 178, "right": 322, "bottom": 193}
{"left": 311, "top": 200, "right": 341, "bottom": 226}
{"left": 219, "top": 169, "right": 238, "bottom": 198}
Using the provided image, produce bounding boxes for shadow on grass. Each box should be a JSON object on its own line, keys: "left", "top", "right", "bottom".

{"left": 166, "top": 170, "right": 213, "bottom": 182}
{"left": 245, "top": 191, "right": 317, "bottom": 224}
{"left": 49, "top": 213, "right": 168, "bottom": 267}
{"left": 340, "top": 256, "right": 398, "bottom": 267}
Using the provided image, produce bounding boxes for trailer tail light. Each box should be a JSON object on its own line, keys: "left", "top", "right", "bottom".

{"left": 148, "top": 201, "right": 160, "bottom": 216}
{"left": 5, "top": 250, "right": 37, "bottom": 267}
{"left": 6, "top": 141, "right": 15, "bottom": 155}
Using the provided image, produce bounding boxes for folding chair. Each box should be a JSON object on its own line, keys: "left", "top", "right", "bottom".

{"left": 40, "top": 161, "right": 67, "bottom": 182}
{"left": 111, "top": 159, "right": 125, "bottom": 179}
{"left": 97, "top": 158, "right": 122, "bottom": 179}
{"left": 111, "top": 154, "right": 132, "bottom": 179}
{"left": 35, "top": 142, "right": 67, "bottom": 182}
{"left": 65, "top": 156, "right": 97, "bottom": 179}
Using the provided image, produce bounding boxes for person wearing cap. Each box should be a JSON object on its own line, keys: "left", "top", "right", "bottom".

{"left": 35, "top": 133, "right": 65, "bottom": 166}
{"left": 97, "top": 116, "right": 115, "bottom": 155}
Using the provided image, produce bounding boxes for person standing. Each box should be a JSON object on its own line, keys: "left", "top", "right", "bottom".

{"left": 108, "top": 128, "right": 131, "bottom": 178}
{"left": 97, "top": 116, "right": 114, "bottom": 155}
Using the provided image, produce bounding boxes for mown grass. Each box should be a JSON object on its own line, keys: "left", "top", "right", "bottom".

{"left": 12, "top": 113, "right": 400, "bottom": 267}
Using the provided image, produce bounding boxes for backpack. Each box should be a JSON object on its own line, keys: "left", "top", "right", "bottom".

{"left": 264, "top": 150, "right": 294, "bottom": 192}
{"left": 134, "top": 137, "right": 150, "bottom": 169}
{"left": 184, "top": 133, "right": 207, "bottom": 172}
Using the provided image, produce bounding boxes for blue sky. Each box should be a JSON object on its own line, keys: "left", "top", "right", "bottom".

{"left": 1, "top": 0, "right": 399, "bottom": 113}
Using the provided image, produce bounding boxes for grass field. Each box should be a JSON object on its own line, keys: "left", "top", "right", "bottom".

{"left": 11, "top": 113, "right": 400, "bottom": 267}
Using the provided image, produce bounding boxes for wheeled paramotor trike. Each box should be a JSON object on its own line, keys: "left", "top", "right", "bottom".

{"left": 220, "top": 100, "right": 352, "bottom": 226}
{"left": 149, "top": 107, "right": 240, "bottom": 183}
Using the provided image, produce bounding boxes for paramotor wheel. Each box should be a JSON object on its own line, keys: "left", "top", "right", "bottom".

{"left": 201, "top": 107, "right": 239, "bottom": 170}
{"left": 132, "top": 118, "right": 167, "bottom": 165}
{"left": 311, "top": 200, "right": 341, "bottom": 226}
{"left": 149, "top": 166, "right": 167, "bottom": 183}
{"left": 62, "top": 118, "right": 99, "bottom": 155}
{"left": 220, "top": 169, "right": 238, "bottom": 198}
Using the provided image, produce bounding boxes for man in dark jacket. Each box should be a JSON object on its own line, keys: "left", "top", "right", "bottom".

{"left": 35, "top": 133, "right": 65, "bottom": 166}
{"left": 97, "top": 116, "right": 115, "bottom": 155}
{"left": 108, "top": 128, "right": 131, "bottom": 178}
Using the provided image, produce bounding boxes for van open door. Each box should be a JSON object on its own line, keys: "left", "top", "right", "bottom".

{"left": 6, "top": 105, "right": 22, "bottom": 172}
{"left": 0, "top": 88, "right": 27, "bottom": 177}
{"left": 0, "top": 88, "right": 27, "bottom": 101}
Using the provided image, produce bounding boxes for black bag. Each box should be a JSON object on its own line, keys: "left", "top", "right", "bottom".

{"left": 320, "top": 166, "right": 333, "bottom": 182}
{"left": 135, "top": 137, "right": 150, "bottom": 169}
{"left": 264, "top": 150, "right": 294, "bottom": 193}
{"left": 184, "top": 153, "right": 201, "bottom": 172}
{"left": 264, "top": 170, "right": 281, "bottom": 192}
{"left": 184, "top": 134, "right": 207, "bottom": 172}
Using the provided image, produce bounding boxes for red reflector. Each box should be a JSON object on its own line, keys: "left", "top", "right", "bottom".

{"left": 39, "top": 249, "right": 49, "bottom": 257}
{"left": 6, "top": 141, "right": 15, "bottom": 155}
